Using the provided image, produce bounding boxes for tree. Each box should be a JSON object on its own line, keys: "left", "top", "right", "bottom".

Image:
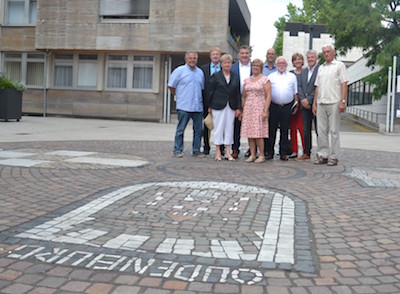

{"left": 326, "top": 0, "right": 400, "bottom": 99}
{"left": 274, "top": 0, "right": 400, "bottom": 99}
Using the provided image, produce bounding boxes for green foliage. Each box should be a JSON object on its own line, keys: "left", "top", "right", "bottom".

{"left": 326, "top": 0, "right": 400, "bottom": 99}
{"left": 273, "top": 0, "right": 400, "bottom": 99}
{"left": 0, "top": 74, "right": 26, "bottom": 92}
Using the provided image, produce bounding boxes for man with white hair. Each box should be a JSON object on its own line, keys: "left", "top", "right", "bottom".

{"left": 266, "top": 56, "right": 299, "bottom": 161}
{"left": 296, "top": 49, "right": 319, "bottom": 161}
{"left": 312, "top": 44, "right": 349, "bottom": 166}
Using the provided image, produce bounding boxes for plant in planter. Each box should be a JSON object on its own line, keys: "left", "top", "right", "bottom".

{"left": 0, "top": 73, "right": 26, "bottom": 122}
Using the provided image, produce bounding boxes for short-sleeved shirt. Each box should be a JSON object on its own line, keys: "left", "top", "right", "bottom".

{"left": 168, "top": 64, "right": 204, "bottom": 112}
{"left": 262, "top": 64, "right": 277, "bottom": 76}
{"left": 315, "top": 60, "right": 349, "bottom": 104}
{"left": 269, "top": 71, "right": 297, "bottom": 105}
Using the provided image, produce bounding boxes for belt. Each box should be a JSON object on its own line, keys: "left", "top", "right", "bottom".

{"left": 271, "top": 100, "right": 293, "bottom": 107}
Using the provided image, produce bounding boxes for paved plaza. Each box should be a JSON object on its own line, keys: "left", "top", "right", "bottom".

{"left": 0, "top": 116, "right": 400, "bottom": 293}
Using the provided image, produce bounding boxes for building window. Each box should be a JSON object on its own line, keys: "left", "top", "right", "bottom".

{"left": 3, "top": 52, "right": 44, "bottom": 88}
{"left": 6, "top": 0, "right": 36, "bottom": 25}
{"left": 100, "top": 0, "right": 150, "bottom": 22}
{"left": 106, "top": 54, "right": 154, "bottom": 90}
{"left": 53, "top": 54, "right": 98, "bottom": 89}
{"left": 348, "top": 80, "right": 373, "bottom": 106}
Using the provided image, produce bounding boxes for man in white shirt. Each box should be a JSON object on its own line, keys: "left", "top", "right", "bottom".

{"left": 267, "top": 56, "right": 298, "bottom": 160}
{"left": 312, "top": 44, "right": 349, "bottom": 166}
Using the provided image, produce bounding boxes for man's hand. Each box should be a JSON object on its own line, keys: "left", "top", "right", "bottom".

{"left": 301, "top": 99, "right": 311, "bottom": 110}
{"left": 339, "top": 101, "right": 346, "bottom": 113}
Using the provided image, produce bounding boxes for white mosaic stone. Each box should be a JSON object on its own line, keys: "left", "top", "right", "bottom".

{"left": 0, "top": 151, "right": 35, "bottom": 158}
{"left": 0, "top": 158, "right": 51, "bottom": 167}
{"left": 14, "top": 182, "right": 296, "bottom": 264}
{"left": 66, "top": 157, "right": 147, "bottom": 167}
{"left": 46, "top": 150, "right": 96, "bottom": 157}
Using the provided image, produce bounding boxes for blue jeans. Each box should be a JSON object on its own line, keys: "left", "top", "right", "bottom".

{"left": 174, "top": 110, "right": 203, "bottom": 154}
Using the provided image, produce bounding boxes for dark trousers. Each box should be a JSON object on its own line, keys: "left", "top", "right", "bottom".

{"left": 301, "top": 108, "right": 316, "bottom": 156}
{"left": 267, "top": 102, "right": 293, "bottom": 157}
{"left": 232, "top": 117, "right": 241, "bottom": 151}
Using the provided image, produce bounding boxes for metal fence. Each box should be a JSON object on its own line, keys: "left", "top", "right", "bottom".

{"left": 346, "top": 107, "right": 386, "bottom": 124}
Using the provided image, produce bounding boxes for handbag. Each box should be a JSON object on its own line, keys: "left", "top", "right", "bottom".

{"left": 204, "top": 113, "right": 214, "bottom": 130}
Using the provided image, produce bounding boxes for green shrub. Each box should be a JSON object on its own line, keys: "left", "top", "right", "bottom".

{"left": 0, "top": 73, "right": 26, "bottom": 91}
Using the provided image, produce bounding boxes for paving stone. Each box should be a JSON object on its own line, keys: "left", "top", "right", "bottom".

{"left": 0, "top": 269, "right": 22, "bottom": 281}
{"left": 85, "top": 283, "right": 113, "bottom": 294}
{"left": 214, "top": 284, "right": 240, "bottom": 293}
{"left": 162, "top": 280, "right": 188, "bottom": 290}
{"left": 138, "top": 277, "right": 162, "bottom": 287}
{"left": 352, "top": 285, "right": 377, "bottom": 293}
{"left": 1, "top": 283, "right": 33, "bottom": 294}
{"left": 240, "top": 285, "right": 264, "bottom": 294}
{"left": 265, "top": 286, "right": 290, "bottom": 294}
{"left": 15, "top": 274, "right": 45, "bottom": 285}
{"left": 332, "top": 285, "right": 353, "bottom": 294}
{"left": 37, "top": 277, "right": 68, "bottom": 288}
{"left": 47, "top": 266, "right": 74, "bottom": 277}
{"left": 114, "top": 275, "right": 139, "bottom": 285}
{"left": 187, "top": 282, "right": 213, "bottom": 292}
{"left": 61, "top": 281, "right": 91, "bottom": 292}
{"left": 27, "top": 287, "right": 56, "bottom": 294}
{"left": 111, "top": 285, "right": 141, "bottom": 294}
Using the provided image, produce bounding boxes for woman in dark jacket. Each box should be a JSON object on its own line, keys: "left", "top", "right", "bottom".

{"left": 207, "top": 54, "right": 241, "bottom": 161}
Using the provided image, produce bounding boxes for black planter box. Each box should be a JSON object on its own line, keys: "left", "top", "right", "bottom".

{"left": 0, "top": 89, "right": 22, "bottom": 121}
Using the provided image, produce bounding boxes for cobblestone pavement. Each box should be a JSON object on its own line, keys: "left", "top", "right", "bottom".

{"left": 0, "top": 138, "right": 400, "bottom": 293}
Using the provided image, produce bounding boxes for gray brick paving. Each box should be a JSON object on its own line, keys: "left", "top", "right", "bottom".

{"left": 0, "top": 137, "right": 399, "bottom": 293}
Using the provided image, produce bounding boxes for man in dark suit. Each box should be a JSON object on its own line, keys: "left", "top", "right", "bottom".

{"left": 200, "top": 47, "right": 221, "bottom": 155}
{"left": 230, "top": 45, "right": 252, "bottom": 159}
{"left": 296, "top": 49, "right": 319, "bottom": 160}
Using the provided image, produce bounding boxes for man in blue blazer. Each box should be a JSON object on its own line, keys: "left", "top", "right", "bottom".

{"left": 296, "top": 50, "right": 319, "bottom": 160}
{"left": 230, "top": 45, "right": 252, "bottom": 159}
{"left": 200, "top": 47, "right": 221, "bottom": 155}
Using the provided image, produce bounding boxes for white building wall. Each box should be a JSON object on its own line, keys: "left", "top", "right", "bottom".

{"left": 282, "top": 31, "right": 363, "bottom": 70}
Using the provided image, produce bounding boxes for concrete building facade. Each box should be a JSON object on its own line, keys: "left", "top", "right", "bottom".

{"left": 0, "top": 0, "right": 250, "bottom": 122}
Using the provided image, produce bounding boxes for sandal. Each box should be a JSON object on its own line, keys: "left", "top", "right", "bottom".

{"left": 254, "top": 156, "right": 265, "bottom": 163}
{"left": 226, "top": 156, "right": 235, "bottom": 161}
{"left": 215, "top": 157, "right": 222, "bottom": 161}
{"left": 245, "top": 156, "right": 256, "bottom": 163}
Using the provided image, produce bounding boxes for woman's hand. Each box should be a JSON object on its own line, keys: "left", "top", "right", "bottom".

{"left": 262, "top": 109, "right": 269, "bottom": 120}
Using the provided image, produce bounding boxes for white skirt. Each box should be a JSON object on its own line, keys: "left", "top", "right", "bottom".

{"left": 212, "top": 103, "right": 235, "bottom": 145}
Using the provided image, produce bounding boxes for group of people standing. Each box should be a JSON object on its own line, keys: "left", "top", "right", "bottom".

{"left": 168, "top": 43, "right": 348, "bottom": 166}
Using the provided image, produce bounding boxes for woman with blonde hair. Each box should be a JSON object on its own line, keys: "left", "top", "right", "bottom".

{"left": 207, "top": 54, "right": 241, "bottom": 161}
{"left": 240, "top": 58, "right": 272, "bottom": 163}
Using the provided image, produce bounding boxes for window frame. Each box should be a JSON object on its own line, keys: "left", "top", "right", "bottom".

{"left": 5, "top": 0, "right": 37, "bottom": 26}
{"left": 52, "top": 53, "right": 99, "bottom": 90}
{"left": 2, "top": 52, "right": 45, "bottom": 89}
{"left": 105, "top": 53, "right": 155, "bottom": 92}
{"left": 99, "top": 0, "right": 150, "bottom": 24}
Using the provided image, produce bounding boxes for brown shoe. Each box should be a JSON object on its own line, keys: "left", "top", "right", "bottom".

{"left": 295, "top": 154, "right": 311, "bottom": 161}
{"left": 231, "top": 150, "right": 239, "bottom": 159}
{"left": 280, "top": 155, "right": 288, "bottom": 161}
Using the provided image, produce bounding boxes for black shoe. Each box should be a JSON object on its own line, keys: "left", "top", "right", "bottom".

{"left": 265, "top": 154, "right": 273, "bottom": 160}
{"left": 203, "top": 149, "right": 210, "bottom": 155}
{"left": 245, "top": 149, "right": 251, "bottom": 158}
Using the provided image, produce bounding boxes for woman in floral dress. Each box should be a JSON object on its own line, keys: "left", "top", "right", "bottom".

{"left": 241, "top": 58, "right": 272, "bottom": 163}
